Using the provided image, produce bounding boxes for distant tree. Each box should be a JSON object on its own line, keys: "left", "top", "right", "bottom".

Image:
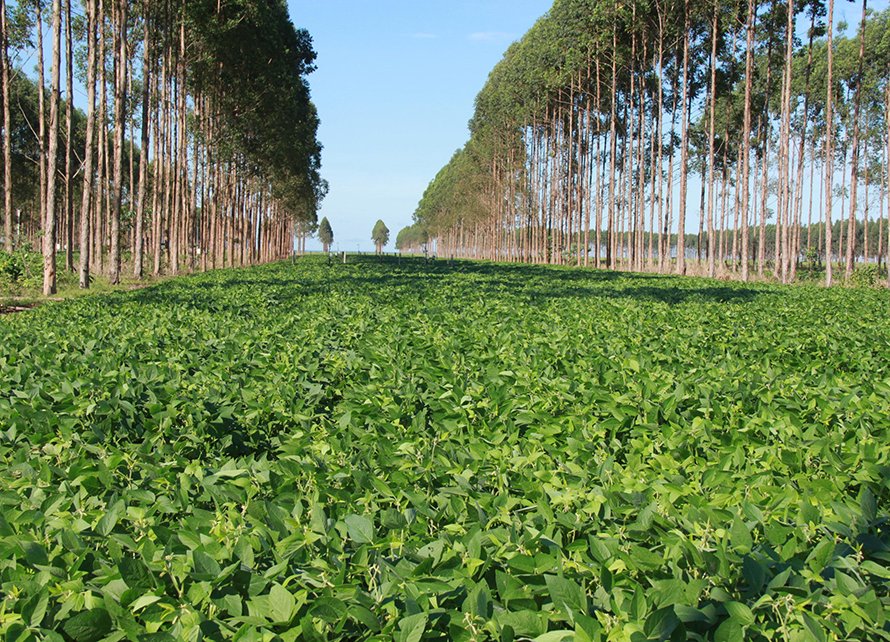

{"left": 372, "top": 219, "right": 389, "bottom": 254}
{"left": 396, "top": 223, "right": 428, "bottom": 253}
{"left": 318, "top": 216, "right": 333, "bottom": 253}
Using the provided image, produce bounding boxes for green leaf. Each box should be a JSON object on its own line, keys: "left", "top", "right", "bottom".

{"left": 130, "top": 594, "right": 162, "bottom": 611}
{"left": 62, "top": 609, "right": 113, "bottom": 642}
{"left": 545, "top": 575, "right": 586, "bottom": 623}
{"left": 714, "top": 619, "right": 744, "bottom": 642}
{"left": 344, "top": 514, "right": 374, "bottom": 544}
{"left": 96, "top": 502, "right": 122, "bottom": 536}
{"left": 644, "top": 606, "right": 680, "bottom": 640}
{"left": 119, "top": 556, "right": 154, "bottom": 589}
{"left": 269, "top": 583, "right": 297, "bottom": 624}
{"left": 724, "top": 601, "right": 754, "bottom": 626}
{"left": 532, "top": 632, "right": 574, "bottom": 642}
{"left": 730, "top": 516, "right": 753, "bottom": 554}
{"left": 397, "top": 613, "right": 428, "bottom": 642}
{"left": 801, "top": 613, "right": 827, "bottom": 642}
{"left": 21, "top": 541, "right": 49, "bottom": 566}
{"left": 193, "top": 549, "right": 221, "bottom": 578}
{"left": 497, "top": 610, "right": 547, "bottom": 637}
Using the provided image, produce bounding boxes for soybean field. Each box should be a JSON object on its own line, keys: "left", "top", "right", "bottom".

{"left": 1, "top": 257, "right": 890, "bottom": 642}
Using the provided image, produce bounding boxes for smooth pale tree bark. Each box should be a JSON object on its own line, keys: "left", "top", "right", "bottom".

{"left": 36, "top": 2, "right": 47, "bottom": 255}
{"left": 1, "top": 0, "right": 11, "bottom": 252}
{"left": 109, "top": 0, "right": 128, "bottom": 284}
{"left": 79, "top": 0, "right": 97, "bottom": 289}
{"left": 43, "top": 0, "right": 62, "bottom": 297}
{"left": 608, "top": 17, "right": 618, "bottom": 270}
{"left": 134, "top": 0, "right": 150, "bottom": 278}
{"left": 793, "top": 8, "right": 818, "bottom": 280}
{"left": 845, "top": 0, "right": 867, "bottom": 280}
{"left": 706, "top": 0, "right": 719, "bottom": 278}
{"left": 740, "top": 0, "right": 756, "bottom": 282}
{"left": 64, "top": 0, "right": 73, "bottom": 272}
{"left": 676, "top": 0, "right": 691, "bottom": 275}
{"left": 777, "top": 0, "right": 795, "bottom": 283}
{"left": 824, "top": 0, "right": 835, "bottom": 286}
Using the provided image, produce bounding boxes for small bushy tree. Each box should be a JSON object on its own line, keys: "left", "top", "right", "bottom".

{"left": 318, "top": 217, "right": 333, "bottom": 253}
{"left": 372, "top": 219, "right": 389, "bottom": 254}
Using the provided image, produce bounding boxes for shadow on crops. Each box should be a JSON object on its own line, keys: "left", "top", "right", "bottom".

{"left": 111, "top": 255, "right": 773, "bottom": 313}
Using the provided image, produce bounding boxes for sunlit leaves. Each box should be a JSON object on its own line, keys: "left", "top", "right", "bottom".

{"left": 1, "top": 256, "right": 889, "bottom": 639}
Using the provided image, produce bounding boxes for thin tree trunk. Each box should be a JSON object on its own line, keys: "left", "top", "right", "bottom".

{"left": 1, "top": 0, "right": 11, "bottom": 252}
{"left": 676, "top": 0, "right": 691, "bottom": 275}
{"left": 825, "top": 0, "right": 835, "bottom": 286}
{"left": 43, "top": 0, "right": 62, "bottom": 297}
{"left": 64, "top": 0, "right": 73, "bottom": 272}
{"left": 706, "top": 1, "right": 719, "bottom": 278}
{"left": 740, "top": 0, "right": 755, "bottom": 282}
{"left": 109, "top": 0, "right": 128, "bottom": 284}
{"left": 134, "top": 0, "right": 150, "bottom": 278}
{"left": 79, "top": 0, "right": 97, "bottom": 289}
{"left": 845, "top": 0, "right": 867, "bottom": 280}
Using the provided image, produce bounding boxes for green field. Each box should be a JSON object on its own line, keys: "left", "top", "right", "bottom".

{"left": 2, "top": 257, "right": 889, "bottom": 641}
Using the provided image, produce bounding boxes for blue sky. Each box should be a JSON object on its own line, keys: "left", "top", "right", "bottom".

{"left": 287, "top": 1, "right": 552, "bottom": 252}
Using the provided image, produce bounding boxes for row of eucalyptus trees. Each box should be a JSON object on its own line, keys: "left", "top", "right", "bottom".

{"left": 401, "top": 0, "right": 890, "bottom": 285}
{"left": 0, "top": 0, "right": 324, "bottom": 295}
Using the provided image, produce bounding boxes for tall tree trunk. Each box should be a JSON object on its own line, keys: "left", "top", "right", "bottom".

{"left": 824, "top": 0, "right": 835, "bottom": 286}
{"left": 1, "top": 0, "right": 11, "bottom": 252}
{"left": 134, "top": 0, "right": 150, "bottom": 278}
{"left": 740, "top": 0, "right": 756, "bottom": 282}
{"left": 607, "top": 15, "right": 618, "bottom": 270}
{"left": 79, "top": 0, "right": 97, "bottom": 289}
{"left": 706, "top": 1, "right": 719, "bottom": 278}
{"left": 64, "top": 0, "right": 73, "bottom": 271}
{"left": 43, "top": 0, "right": 62, "bottom": 297}
{"left": 794, "top": 8, "right": 817, "bottom": 281}
{"left": 844, "top": 0, "right": 867, "bottom": 280}
{"left": 109, "top": 0, "right": 128, "bottom": 284}
{"left": 777, "top": 0, "right": 795, "bottom": 283}
{"left": 676, "top": 0, "right": 690, "bottom": 275}
{"left": 886, "top": 80, "right": 890, "bottom": 287}
{"left": 37, "top": 2, "right": 47, "bottom": 262}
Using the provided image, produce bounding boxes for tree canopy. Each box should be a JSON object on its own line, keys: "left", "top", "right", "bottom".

{"left": 372, "top": 219, "right": 390, "bottom": 254}
{"left": 400, "top": 0, "right": 890, "bottom": 285}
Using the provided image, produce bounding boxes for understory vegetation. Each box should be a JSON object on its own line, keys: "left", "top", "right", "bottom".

{"left": 1, "top": 257, "right": 889, "bottom": 640}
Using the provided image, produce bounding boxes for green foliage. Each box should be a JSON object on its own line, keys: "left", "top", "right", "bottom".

{"left": 372, "top": 219, "right": 390, "bottom": 251}
{"left": 318, "top": 217, "right": 334, "bottom": 252}
{"left": 851, "top": 263, "right": 881, "bottom": 288}
{"left": 0, "top": 249, "right": 43, "bottom": 291}
{"left": 182, "top": 0, "right": 325, "bottom": 218}
{"left": 1, "top": 257, "right": 890, "bottom": 640}
{"left": 396, "top": 223, "right": 429, "bottom": 251}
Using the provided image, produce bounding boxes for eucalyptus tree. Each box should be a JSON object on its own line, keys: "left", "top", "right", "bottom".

{"left": 42, "top": 0, "right": 61, "bottom": 296}
{"left": 396, "top": 223, "right": 428, "bottom": 253}
{"left": 372, "top": 219, "right": 390, "bottom": 254}
{"left": 825, "top": 0, "right": 836, "bottom": 285}
{"left": 1, "top": 0, "right": 10, "bottom": 252}
{"left": 318, "top": 216, "right": 333, "bottom": 253}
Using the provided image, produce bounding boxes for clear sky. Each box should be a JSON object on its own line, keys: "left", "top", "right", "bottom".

{"left": 287, "top": 1, "right": 553, "bottom": 253}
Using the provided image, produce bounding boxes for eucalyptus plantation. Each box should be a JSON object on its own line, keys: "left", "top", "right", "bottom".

{"left": 403, "top": 0, "right": 890, "bottom": 284}
{"left": 0, "top": 0, "right": 325, "bottom": 291}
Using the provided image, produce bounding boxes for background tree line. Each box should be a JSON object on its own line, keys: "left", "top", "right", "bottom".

{"left": 0, "top": 0, "right": 325, "bottom": 296}
{"left": 398, "top": 0, "right": 890, "bottom": 286}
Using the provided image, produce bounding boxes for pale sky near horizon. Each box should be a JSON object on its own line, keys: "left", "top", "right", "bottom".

{"left": 287, "top": 1, "right": 552, "bottom": 253}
